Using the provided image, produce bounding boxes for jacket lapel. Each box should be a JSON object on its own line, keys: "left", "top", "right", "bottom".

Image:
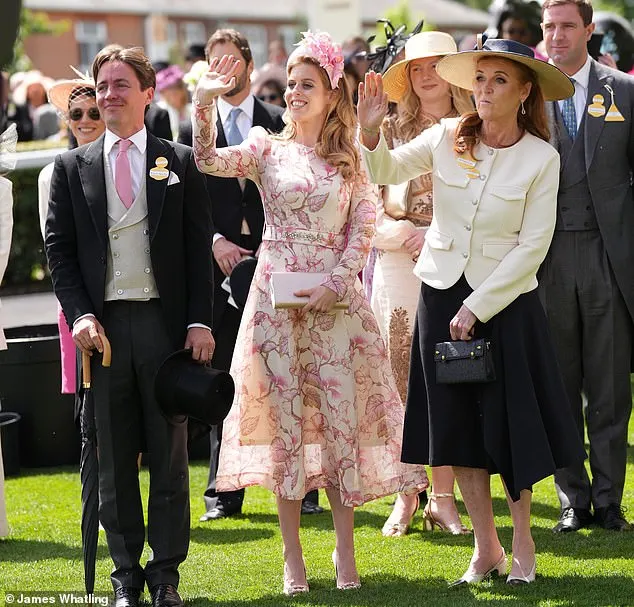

{"left": 146, "top": 133, "right": 173, "bottom": 241}
{"left": 252, "top": 97, "right": 274, "bottom": 129}
{"left": 216, "top": 114, "right": 228, "bottom": 148}
{"left": 77, "top": 136, "right": 107, "bottom": 252}
{"left": 584, "top": 60, "right": 610, "bottom": 170}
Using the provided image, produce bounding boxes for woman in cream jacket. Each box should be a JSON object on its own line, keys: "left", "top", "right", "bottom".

{"left": 359, "top": 38, "right": 585, "bottom": 586}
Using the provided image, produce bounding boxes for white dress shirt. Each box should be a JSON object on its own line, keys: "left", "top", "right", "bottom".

{"left": 556, "top": 54, "right": 592, "bottom": 129}
{"left": 103, "top": 127, "right": 147, "bottom": 196}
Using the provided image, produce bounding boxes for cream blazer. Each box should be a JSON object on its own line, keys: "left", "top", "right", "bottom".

{"left": 361, "top": 117, "right": 560, "bottom": 323}
{"left": 0, "top": 176, "right": 13, "bottom": 350}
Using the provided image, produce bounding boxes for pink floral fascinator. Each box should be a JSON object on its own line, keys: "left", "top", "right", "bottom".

{"left": 288, "top": 31, "right": 345, "bottom": 89}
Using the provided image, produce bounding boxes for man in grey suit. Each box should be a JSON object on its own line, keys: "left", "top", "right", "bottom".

{"left": 540, "top": 0, "right": 633, "bottom": 532}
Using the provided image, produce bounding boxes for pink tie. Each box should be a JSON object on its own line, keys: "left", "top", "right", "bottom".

{"left": 115, "top": 139, "right": 134, "bottom": 208}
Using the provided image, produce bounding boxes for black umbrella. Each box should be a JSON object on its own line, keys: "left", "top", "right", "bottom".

{"left": 80, "top": 336, "right": 111, "bottom": 594}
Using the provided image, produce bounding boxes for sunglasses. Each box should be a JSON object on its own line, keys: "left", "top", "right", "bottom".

{"left": 258, "top": 94, "right": 281, "bottom": 103}
{"left": 68, "top": 107, "right": 101, "bottom": 121}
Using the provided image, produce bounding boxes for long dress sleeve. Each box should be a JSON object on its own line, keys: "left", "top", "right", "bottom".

{"left": 321, "top": 162, "right": 378, "bottom": 300}
{"left": 192, "top": 100, "right": 266, "bottom": 185}
{"left": 360, "top": 121, "right": 445, "bottom": 186}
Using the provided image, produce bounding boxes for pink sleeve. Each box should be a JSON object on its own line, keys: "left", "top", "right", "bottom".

{"left": 192, "top": 100, "right": 266, "bottom": 185}
{"left": 322, "top": 162, "right": 378, "bottom": 300}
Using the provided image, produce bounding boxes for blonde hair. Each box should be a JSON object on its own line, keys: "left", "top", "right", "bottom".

{"left": 393, "top": 63, "right": 474, "bottom": 142}
{"left": 275, "top": 55, "right": 359, "bottom": 181}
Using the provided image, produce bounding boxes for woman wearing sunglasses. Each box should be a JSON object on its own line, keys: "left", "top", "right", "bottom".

{"left": 254, "top": 78, "right": 286, "bottom": 108}
{"left": 38, "top": 73, "right": 105, "bottom": 395}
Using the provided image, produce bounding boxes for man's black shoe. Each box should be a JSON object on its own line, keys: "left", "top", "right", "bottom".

{"left": 150, "top": 584, "right": 183, "bottom": 607}
{"left": 113, "top": 587, "right": 140, "bottom": 607}
{"left": 199, "top": 503, "right": 241, "bottom": 521}
{"left": 552, "top": 507, "right": 593, "bottom": 533}
{"left": 301, "top": 501, "right": 324, "bottom": 515}
{"left": 594, "top": 504, "right": 632, "bottom": 531}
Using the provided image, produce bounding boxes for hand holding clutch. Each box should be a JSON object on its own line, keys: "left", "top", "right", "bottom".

{"left": 270, "top": 272, "right": 349, "bottom": 311}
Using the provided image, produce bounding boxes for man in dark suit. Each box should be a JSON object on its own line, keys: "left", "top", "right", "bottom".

{"left": 46, "top": 45, "right": 214, "bottom": 606}
{"left": 145, "top": 103, "right": 173, "bottom": 140}
{"left": 179, "top": 28, "right": 322, "bottom": 520}
{"left": 540, "top": 0, "right": 633, "bottom": 533}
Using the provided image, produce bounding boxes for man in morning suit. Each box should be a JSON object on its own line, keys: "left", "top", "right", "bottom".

{"left": 179, "top": 28, "right": 322, "bottom": 520}
{"left": 539, "top": 0, "right": 633, "bottom": 532}
{"left": 45, "top": 45, "right": 215, "bottom": 606}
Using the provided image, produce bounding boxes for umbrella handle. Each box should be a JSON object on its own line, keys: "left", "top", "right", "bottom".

{"left": 81, "top": 333, "right": 113, "bottom": 388}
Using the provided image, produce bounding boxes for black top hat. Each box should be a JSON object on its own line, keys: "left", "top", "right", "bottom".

{"left": 229, "top": 256, "right": 258, "bottom": 310}
{"left": 154, "top": 349, "right": 235, "bottom": 426}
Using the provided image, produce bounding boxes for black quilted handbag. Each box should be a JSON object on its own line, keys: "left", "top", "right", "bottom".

{"left": 434, "top": 338, "right": 496, "bottom": 384}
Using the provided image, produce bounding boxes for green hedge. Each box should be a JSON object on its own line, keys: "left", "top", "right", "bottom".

{"left": 2, "top": 167, "right": 51, "bottom": 293}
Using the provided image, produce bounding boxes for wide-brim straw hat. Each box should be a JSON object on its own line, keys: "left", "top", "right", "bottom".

{"left": 382, "top": 32, "right": 459, "bottom": 102}
{"left": 436, "top": 37, "right": 574, "bottom": 102}
{"left": 47, "top": 66, "right": 96, "bottom": 114}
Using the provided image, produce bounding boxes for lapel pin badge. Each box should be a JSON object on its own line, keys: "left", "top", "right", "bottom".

{"left": 150, "top": 156, "right": 169, "bottom": 181}
{"left": 603, "top": 84, "right": 625, "bottom": 122}
{"left": 456, "top": 154, "right": 480, "bottom": 179}
{"left": 587, "top": 94, "right": 606, "bottom": 118}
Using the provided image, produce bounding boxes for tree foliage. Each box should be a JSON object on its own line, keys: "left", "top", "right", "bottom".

{"left": 9, "top": 9, "right": 70, "bottom": 73}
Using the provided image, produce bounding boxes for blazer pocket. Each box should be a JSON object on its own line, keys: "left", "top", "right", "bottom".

{"left": 482, "top": 240, "right": 518, "bottom": 261}
{"left": 490, "top": 185, "right": 526, "bottom": 202}
{"left": 436, "top": 168, "right": 469, "bottom": 189}
{"left": 425, "top": 228, "right": 454, "bottom": 250}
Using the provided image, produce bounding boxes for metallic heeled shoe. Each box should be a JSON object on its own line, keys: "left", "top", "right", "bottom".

{"left": 422, "top": 492, "right": 472, "bottom": 535}
{"left": 381, "top": 494, "right": 419, "bottom": 537}
{"left": 450, "top": 550, "right": 507, "bottom": 587}
{"left": 507, "top": 557, "right": 536, "bottom": 585}
{"left": 332, "top": 551, "right": 361, "bottom": 590}
{"left": 283, "top": 561, "right": 309, "bottom": 596}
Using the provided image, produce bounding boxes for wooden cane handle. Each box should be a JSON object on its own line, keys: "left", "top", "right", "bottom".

{"left": 100, "top": 334, "right": 112, "bottom": 367}
{"left": 81, "top": 333, "right": 112, "bottom": 387}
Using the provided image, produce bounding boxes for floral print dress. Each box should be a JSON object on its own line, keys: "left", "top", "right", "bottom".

{"left": 193, "top": 102, "right": 427, "bottom": 506}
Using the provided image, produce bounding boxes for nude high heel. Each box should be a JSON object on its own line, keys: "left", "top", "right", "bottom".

{"left": 450, "top": 550, "right": 507, "bottom": 587}
{"left": 381, "top": 494, "right": 419, "bottom": 537}
{"left": 507, "top": 556, "right": 536, "bottom": 585}
{"left": 283, "top": 560, "right": 309, "bottom": 596}
{"left": 421, "top": 492, "right": 471, "bottom": 535}
{"left": 332, "top": 550, "right": 361, "bottom": 590}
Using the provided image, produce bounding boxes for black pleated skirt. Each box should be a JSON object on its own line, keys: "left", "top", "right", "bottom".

{"left": 402, "top": 275, "right": 586, "bottom": 500}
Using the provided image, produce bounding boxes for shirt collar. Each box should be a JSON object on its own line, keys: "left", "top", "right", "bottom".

{"left": 549, "top": 54, "right": 592, "bottom": 90}
{"left": 104, "top": 126, "right": 147, "bottom": 155}
{"left": 217, "top": 94, "right": 255, "bottom": 125}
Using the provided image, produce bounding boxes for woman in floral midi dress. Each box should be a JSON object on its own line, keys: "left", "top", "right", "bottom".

{"left": 193, "top": 33, "right": 427, "bottom": 594}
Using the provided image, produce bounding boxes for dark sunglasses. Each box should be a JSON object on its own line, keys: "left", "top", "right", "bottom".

{"left": 69, "top": 107, "right": 101, "bottom": 121}
{"left": 258, "top": 94, "right": 281, "bottom": 103}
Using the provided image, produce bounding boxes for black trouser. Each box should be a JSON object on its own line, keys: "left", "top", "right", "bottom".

{"left": 539, "top": 230, "right": 633, "bottom": 510}
{"left": 92, "top": 300, "right": 189, "bottom": 591}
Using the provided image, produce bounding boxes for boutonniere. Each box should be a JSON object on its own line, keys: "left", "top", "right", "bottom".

{"left": 456, "top": 151, "right": 480, "bottom": 179}
{"left": 603, "top": 84, "right": 625, "bottom": 122}
{"left": 149, "top": 156, "right": 169, "bottom": 180}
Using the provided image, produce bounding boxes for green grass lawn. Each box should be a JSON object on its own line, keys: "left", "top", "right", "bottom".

{"left": 1, "top": 420, "right": 633, "bottom": 607}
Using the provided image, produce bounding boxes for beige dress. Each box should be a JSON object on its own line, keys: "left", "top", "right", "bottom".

{"left": 370, "top": 117, "right": 434, "bottom": 401}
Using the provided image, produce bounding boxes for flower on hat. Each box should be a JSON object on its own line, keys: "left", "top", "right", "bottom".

{"left": 294, "top": 31, "right": 344, "bottom": 89}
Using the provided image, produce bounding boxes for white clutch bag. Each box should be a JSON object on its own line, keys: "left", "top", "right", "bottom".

{"left": 269, "top": 272, "right": 349, "bottom": 310}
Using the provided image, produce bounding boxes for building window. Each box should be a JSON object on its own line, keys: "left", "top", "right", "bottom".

{"left": 220, "top": 22, "right": 267, "bottom": 68}
{"left": 75, "top": 21, "right": 108, "bottom": 74}
{"left": 181, "top": 21, "right": 206, "bottom": 47}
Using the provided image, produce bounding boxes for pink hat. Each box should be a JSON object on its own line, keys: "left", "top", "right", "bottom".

{"left": 156, "top": 65, "right": 185, "bottom": 92}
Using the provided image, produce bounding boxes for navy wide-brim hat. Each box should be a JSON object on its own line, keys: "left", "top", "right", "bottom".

{"left": 155, "top": 349, "right": 235, "bottom": 426}
{"left": 437, "top": 37, "right": 574, "bottom": 102}
{"left": 229, "top": 256, "right": 257, "bottom": 310}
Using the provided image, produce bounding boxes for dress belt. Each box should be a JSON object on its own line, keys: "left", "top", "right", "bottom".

{"left": 262, "top": 226, "right": 346, "bottom": 250}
